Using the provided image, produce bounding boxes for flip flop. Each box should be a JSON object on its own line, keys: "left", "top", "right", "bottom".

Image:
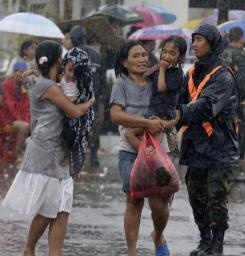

{"left": 155, "top": 241, "right": 170, "bottom": 256}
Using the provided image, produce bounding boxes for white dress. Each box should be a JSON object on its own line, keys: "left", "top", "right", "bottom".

{"left": 2, "top": 77, "right": 73, "bottom": 218}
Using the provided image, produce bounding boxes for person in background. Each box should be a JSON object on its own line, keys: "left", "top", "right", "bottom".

{"left": 221, "top": 27, "right": 245, "bottom": 163}
{"left": 6, "top": 40, "right": 37, "bottom": 76}
{"left": 178, "top": 24, "right": 239, "bottom": 256}
{"left": 61, "top": 28, "right": 73, "bottom": 58}
{"left": 140, "top": 40, "right": 158, "bottom": 68}
{"left": 86, "top": 33, "right": 105, "bottom": 171}
{"left": 70, "top": 25, "right": 105, "bottom": 171}
{"left": 20, "top": 40, "right": 37, "bottom": 68}
{"left": 2, "top": 61, "right": 31, "bottom": 160}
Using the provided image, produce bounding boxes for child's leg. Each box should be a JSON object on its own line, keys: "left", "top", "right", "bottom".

{"left": 125, "top": 127, "right": 144, "bottom": 152}
{"left": 23, "top": 214, "right": 51, "bottom": 256}
{"left": 166, "top": 128, "right": 179, "bottom": 153}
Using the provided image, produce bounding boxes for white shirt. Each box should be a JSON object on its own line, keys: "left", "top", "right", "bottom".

{"left": 59, "top": 77, "right": 79, "bottom": 97}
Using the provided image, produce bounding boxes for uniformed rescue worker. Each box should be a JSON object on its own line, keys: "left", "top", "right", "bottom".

{"left": 177, "top": 24, "right": 240, "bottom": 256}
{"left": 221, "top": 27, "right": 245, "bottom": 162}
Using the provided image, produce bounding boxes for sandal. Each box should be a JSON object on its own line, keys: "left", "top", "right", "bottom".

{"left": 155, "top": 241, "right": 170, "bottom": 256}
{"left": 151, "top": 231, "right": 170, "bottom": 256}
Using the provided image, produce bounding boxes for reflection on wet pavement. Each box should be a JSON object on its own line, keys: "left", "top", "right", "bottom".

{"left": 0, "top": 154, "right": 245, "bottom": 255}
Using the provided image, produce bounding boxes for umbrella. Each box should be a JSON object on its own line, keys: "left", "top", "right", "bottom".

{"left": 128, "top": 24, "right": 192, "bottom": 41}
{"left": 218, "top": 20, "right": 245, "bottom": 40}
{"left": 127, "top": 5, "right": 165, "bottom": 28}
{"left": 127, "top": 5, "right": 176, "bottom": 28}
{"left": 182, "top": 18, "right": 202, "bottom": 30}
{"left": 0, "top": 12, "right": 64, "bottom": 38}
{"left": 85, "top": 4, "right": 143, "bottom": 26}
{"left": 148, "top": 4, "right": 176, "bottom": 24}
{"left": 57, "top": 16, "right": 124, "bottom": 49}
{"left": 183, "top": 10, "right": 245, "bottom": 30}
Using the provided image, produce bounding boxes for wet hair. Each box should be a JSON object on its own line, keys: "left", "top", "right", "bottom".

{"left": 19, "top": 40, "right": 35, "bottom": 58}
{"left": 160, "top": 36, "right": 187, "bottom": 66}
{"left": 114, "top": 40, "right": 145, "bottom": 78}
{"left": 35, "top": 40, "right": 62, "bottom": 78}
{"left": 229, "top": 27, "right": 244, "bottom": 42}
{"left": 70, "top": 25, "right": 87, "bottom": 47}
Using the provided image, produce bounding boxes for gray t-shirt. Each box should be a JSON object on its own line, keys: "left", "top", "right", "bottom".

{"left": 21, "top": 77, "right": 70, "bottom": 180}
{"left": 110, "top": 77, "right": 152, "bottom": 153}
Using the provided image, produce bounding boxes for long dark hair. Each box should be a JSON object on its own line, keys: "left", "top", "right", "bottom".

{"left": 160, "top": 36, "right": 187, "bottom": 66}
{"left": 35, "top": 40, "right": 62, "bottom": 78}
{"left": 114, "top": 40, "right": 145, "bottom": 78}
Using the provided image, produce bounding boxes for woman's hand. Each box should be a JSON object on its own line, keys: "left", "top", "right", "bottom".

{"left": 147, "top": 118, "right": 164, "bottom": 134}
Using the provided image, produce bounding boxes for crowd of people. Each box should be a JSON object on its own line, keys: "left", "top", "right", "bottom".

{"left": 0, "top": 21, "right": 244, "bottom": 256}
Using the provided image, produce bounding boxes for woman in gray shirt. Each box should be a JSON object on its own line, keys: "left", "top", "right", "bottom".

{"left": 2, "top": 40, "right": 94, "bottom": 255}
{"left": 110, "top": 40, "right": 176, "bottom": 256}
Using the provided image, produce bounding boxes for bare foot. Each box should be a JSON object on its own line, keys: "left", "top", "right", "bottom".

{"left": 23, "top": 248, "right": 35, "bottom": 256}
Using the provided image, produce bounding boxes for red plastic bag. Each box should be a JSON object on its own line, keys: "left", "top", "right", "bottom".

{"left": 130, "top": 130, "right": 180, "bottom": 199}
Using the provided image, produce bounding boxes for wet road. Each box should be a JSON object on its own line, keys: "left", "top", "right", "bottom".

{"left": 0, "top": 153, "right": 245, "bottom": 256}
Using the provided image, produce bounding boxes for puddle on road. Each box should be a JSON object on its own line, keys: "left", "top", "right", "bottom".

{"left": 0, "top": 162, "right": 245, "bottom": 255}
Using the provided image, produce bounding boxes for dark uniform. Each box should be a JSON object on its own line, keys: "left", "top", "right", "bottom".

{"left": 222, "top": 46, "right": 245, "bottom": 160}
{"left": 83, "top": 45, "right": 105, "bottom": 170}
{"left": 178, "top": 25, "right": 239, "bottom": 256}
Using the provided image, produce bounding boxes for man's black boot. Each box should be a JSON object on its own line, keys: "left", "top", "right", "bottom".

{"left": 190, "top": 228, "right": 212, "bottom": 256}
{"left": 197, "top": 248, "right": 212, "bottom": 256}
{"left": 211, "top": 228, "right": 225, "bottom": 256}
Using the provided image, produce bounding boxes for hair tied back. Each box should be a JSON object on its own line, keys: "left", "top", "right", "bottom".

{"left": 39, "top": 56, "right": 48, "bottom": 65}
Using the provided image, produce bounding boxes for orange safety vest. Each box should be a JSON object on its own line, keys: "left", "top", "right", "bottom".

{"left": 181, "top": 65, "right": 223, "bottom": 137}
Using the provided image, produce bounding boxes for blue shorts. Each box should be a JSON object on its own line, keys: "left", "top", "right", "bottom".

{"left": 118, "top": 150, "right": 137, "bottom": 192}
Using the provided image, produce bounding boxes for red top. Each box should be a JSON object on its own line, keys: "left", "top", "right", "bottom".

{"left": 1, "top": 77, "right": 31, "bottom": 125}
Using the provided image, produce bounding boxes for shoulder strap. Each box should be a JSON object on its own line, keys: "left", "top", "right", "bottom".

{"left": 188, "top": 65, "right": 223, "bottom": 101}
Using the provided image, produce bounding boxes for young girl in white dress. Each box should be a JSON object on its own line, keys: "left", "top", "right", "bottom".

{"left": 2, "top": 40, "right": 95, "bottom": 256}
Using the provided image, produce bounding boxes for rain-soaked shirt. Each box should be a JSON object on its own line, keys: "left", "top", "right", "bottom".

{"left": 110, "top": 77, "right": 152, "bottom": 153}
{"left": 21, "top": 77, "right": 70, "bottom": 180}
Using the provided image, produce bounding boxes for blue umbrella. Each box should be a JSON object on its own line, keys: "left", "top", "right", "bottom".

{"left": 149, "top": 4, "right": 176, "bottom": 24}
{"left": 218, "top": 20, "right": 245, "bottom": 40}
